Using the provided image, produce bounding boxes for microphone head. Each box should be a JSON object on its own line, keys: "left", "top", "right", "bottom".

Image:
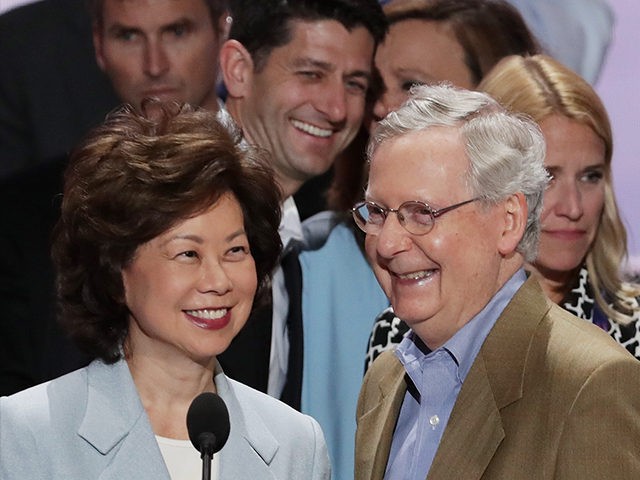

{"left": 186, "top": 392, "right": 230, "bottom": 455}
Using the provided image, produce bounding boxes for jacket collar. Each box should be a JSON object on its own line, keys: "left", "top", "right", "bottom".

{"left": 427, "top": 276, "right": 551, "bottom": 480}
{"left": 356, "top": 354, "right": 406, "bottom": 480}
{"left": 78, "top": 359, "right": 170, "bottom": 480}
{"left": 215, "top": 367, "right": 279, "bottom": 479}
{"left": 77, "top": 359, "right": 283, "bottom": 479}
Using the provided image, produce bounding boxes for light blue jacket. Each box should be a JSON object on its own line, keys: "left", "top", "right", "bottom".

{"left": 0, "top": 359, "right": 330, "bottom": 479}
{"left": 300, "top": 213, "right": 389, "bottom": 480}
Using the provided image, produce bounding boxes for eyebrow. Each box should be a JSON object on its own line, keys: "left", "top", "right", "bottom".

{"left": 161, "top": 229, "right": 247, "bottom": 247}
{"left": 105, "top": 17, "right": 195, "bottom": 36}
{"left": 546, "top": 162, "right": 605, "bottom": 172}
{"left": 292, "top": 57, "right": 372, "bottom": 82}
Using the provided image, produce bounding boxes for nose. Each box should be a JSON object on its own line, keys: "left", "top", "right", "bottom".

{"left": 372, "top": 94, "right": 389, "bottom": 123}
{"left": 373, "top": 212, "right": 412, "bottom": 259}
{"left": 319, "top": 81, "right": 348, "bottom": 124}
{"left": 143, "top": 39, "right": 169, "bottom": 77}
{"left": 550, "top": 180, "right": 583, "bottom": 220}
{"left": 197, "top": 260, "right": 232, "bottom": 295}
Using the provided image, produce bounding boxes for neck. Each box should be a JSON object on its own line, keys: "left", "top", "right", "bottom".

{"left": 525, "top": 263, "right": 578, "bottom": 304}
{"left": 224, "top": 99, "right": 301, "bottom": 198}
{"left": 414, "top": 259, "right": 523, "bottom": 350}
{"left": 200, "top": 93, "right": 221, "bottom": 113}
{"left": 124, "top": 335, "right": 216, "bottom": 439}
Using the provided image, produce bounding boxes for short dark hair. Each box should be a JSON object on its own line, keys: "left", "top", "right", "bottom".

{"left": 88, "top": 0, "right": 228, "bottom": 30}
{"left": 229, "top": 0, "right": 387, "bottom": 70}
{"left": 384, "top": 0, "right": 540, "bottom": 85}
{"left": 52, "top": 101, "right": 282, "bottom": 363}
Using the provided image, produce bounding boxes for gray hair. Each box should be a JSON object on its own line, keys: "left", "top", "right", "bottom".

{"left": 368, "top": 83, "right": 548, "bottom": 261}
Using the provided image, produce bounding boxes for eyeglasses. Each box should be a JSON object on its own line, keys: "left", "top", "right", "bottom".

{"left": 351, "top": 198, "right": 479, "bottom": 235}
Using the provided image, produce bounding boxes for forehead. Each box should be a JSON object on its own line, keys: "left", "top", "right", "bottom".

{"left": 377, "top": 18, "right": 473, "bottom": 89}
{"left": 539, "top": 115, "right": 606, "bottom": 169}
{"left": 100, "top": 0, "right": 213, "bottom": 27}
{"left": 267, "top": 19, "right": 375, "bottom": 72}
{"left": 368, "top": 127, "right": 470, "bottom": 202}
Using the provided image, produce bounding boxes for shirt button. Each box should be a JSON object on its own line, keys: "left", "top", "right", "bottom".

{"left": 429, "top": 415, "right": 440, "bottom": 429}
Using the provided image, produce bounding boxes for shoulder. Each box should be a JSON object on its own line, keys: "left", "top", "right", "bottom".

{"left": 300, "top": 216, "right": 366, "bottom": 271}
{"left": 0, "top": 367, "right": 89, "bottom": 472}
{"left": 529, "top": 303, "right": 640, "bottom": 391}
{"left": 363, "top": 350, "right": 402, "bottom": 385}
{"left": 359, "top": 350, "right": 403, "bottom": 407}
{"left": 226, "top": 377, "right": 323, "bottom": 438}
{"left": 1, "top": 366, "right": 88, "bottom": 419}
{"left": 300, "top": 211, "right": 344, "bottom": 251}
{"left": 220, "top": 376, "right": 331, "bottom": 478}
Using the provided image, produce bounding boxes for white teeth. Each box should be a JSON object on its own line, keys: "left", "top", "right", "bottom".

{"left": 185, "top": 308, "right": 227, "bottom": 320}
{"left": 397, "top": 270, "right": 435, "bottom": 281}
{"left": 291, "top": 119, "right": 332, "bottom": 138}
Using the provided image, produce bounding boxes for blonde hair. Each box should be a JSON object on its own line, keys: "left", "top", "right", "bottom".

{"left": 479, "top": 54, "right": 639, "bottom": 323}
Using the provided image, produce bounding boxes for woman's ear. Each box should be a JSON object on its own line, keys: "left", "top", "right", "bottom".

{"left": 219, "top": 40, "right": 254, "bottom": 98}
{"left": 498, "top": 192, "right": 528, "bottom": 256}
{"left": 93, "top": 25, "right": 106, "bottom": 73}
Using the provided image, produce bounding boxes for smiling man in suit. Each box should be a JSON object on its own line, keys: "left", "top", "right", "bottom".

{"left": 216, "top": 0, "right": 387, "bottom": 411}
{"left": 353, "top": 84, "right": 640, "bottom": 479}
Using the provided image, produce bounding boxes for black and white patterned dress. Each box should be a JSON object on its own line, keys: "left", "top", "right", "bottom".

{"left": 364, "top": 266, "right": 640, "bottom": 372}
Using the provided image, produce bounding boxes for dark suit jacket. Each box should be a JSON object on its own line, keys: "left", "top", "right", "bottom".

{"left": 0, "top": 0, "right": 119, "bottom": 178}
{"left": 356, "top": 277, "right": 640, "bottom": 479}
{"left": 0, "top": 158, "right": 90, "bottom": 396}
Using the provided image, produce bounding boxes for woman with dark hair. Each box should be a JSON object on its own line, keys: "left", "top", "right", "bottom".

{"left": 0, "top": 102, "right": 330, "bottom": 479}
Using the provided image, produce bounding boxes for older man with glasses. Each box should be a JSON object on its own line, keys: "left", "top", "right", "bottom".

{"left": 354, "top": 84, "right": 640, "bottom": 480}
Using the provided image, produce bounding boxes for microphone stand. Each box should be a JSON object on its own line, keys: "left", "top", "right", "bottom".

{"left": 198, "top": 432, "right": 216, "bottom": 480}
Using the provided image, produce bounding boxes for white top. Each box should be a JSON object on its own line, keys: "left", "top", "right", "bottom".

{"left": 156, "top": 436, "right": 219, "bottom": 480}
{"left": 268, "top": 195, "right": 304, "bottom": 398}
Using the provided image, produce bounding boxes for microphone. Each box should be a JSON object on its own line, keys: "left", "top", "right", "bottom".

{"left": 187, "top": 392, "right": 231, "bottom": 480}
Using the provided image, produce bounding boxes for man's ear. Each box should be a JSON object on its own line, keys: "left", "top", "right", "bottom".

{"left": 497, "top": 192, "right": 528, "bottom": 256}
{"left": 220, "top": 40, "right": 254, "bottom": 98}
{"left": 92, "top": 24, "right": 106, "bottom": 72}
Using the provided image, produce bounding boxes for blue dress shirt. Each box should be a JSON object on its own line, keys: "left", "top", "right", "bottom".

{"left": 384, "top": 269, "right": 526, "bottom": 480}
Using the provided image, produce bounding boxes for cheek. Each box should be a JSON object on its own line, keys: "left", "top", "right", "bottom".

{"left": 364, "top": 235, "right": 378, "bottom": 264}
{"left": 235, "top": 260, "right": 259, "bottom": 299}
{"left": 585, "top": 190, "right": 605, "bottom": 225}
{"left": 346, "top": 96, "right": 366, "bottom": 121}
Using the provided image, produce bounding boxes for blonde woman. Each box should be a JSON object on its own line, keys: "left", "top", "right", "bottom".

{"left": 479, "top": 54, "right": 640, "bottom": 353}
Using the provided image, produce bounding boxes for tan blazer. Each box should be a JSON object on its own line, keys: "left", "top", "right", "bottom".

{"left": 355, "top": 277, "right": 640, "bottom": 480}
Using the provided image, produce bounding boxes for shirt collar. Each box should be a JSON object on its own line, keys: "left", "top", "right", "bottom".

{"left": 396, "top": 268, "right": 527, "bottom": 381}
{"left": 280, "top": 196, "right": 304, "bottom": 252}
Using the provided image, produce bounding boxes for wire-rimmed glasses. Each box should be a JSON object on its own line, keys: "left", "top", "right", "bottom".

{"left": 351, "top": 198, "right": 479, "bottom": 235}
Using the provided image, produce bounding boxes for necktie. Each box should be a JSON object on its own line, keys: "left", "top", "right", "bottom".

{"left": 279, "top": 242, "right": 304, "bottom": 410}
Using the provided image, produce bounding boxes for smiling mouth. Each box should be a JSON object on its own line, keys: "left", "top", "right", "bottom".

{"left": 184, "top": 308, "right": 228, "bottom": 320}
{"left": 396, "top": 269, "right": 437, "bottom": 281}
{"left": 290, "top": 118, "right": 332, "bottom": 138}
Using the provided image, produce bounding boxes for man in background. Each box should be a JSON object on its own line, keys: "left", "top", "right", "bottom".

{"left": 0, "top": 0, "right": 230, "bottom": 396}
{"left": 216, "top": 0, "right": 386, "bottom": 410}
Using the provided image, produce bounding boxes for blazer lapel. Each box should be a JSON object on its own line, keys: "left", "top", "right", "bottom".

{"left": 427, "top": 277, "right": 551, "bottom": 480}
{"left": 77, "top": 360, "right": 170, "bottom": 480}
{"left": 215, "top": 369, "right": 279, "bottom": 479}
{"left": 426, "top": 357, "right": 504, "bottom": 480}
{"left": 356, "top": 353, "right": 407, "bottom": 480}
